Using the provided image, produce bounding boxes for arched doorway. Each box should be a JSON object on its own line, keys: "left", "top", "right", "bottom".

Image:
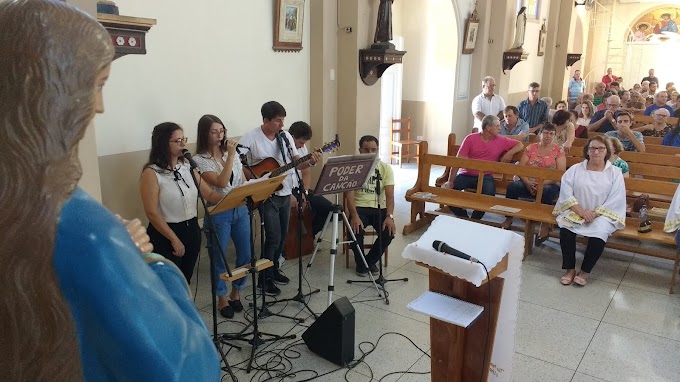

{"left": 383, "top": 0, "right": 458, "bottom": 159}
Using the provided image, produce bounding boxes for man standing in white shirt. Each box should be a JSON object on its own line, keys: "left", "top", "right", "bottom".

{"left": 471, "top": 76, "right": 506, "bottom": 132}
{"left": 239, "top": 102, "right": 321, "bottom": 295}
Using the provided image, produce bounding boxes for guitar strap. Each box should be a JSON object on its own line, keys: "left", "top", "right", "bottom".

{"left": 275, "top": 131, "right": 289, "bottom": 165}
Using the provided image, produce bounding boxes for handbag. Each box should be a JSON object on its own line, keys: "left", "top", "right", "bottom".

{"left": 632, "top": 194, "right": 650, "bottom": 213}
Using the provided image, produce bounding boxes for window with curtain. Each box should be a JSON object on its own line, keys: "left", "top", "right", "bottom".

{"left": 517, "top": 0, "right": 541, "bottom": 19}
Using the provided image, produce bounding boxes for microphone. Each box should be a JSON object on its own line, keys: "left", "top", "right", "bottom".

{"left": 222, "top": 140, "right": 250, "bottom": 151}
{"left": 181, "top": 149, "right": 198, "bottom": 169}
{"left": 432, "top": 240, "right": 480, "bottom": 263}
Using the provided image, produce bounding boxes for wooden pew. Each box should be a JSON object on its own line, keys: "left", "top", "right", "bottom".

{"left": 588, "top": 132, "right": 663, "bottom": 145}
{"left": 404, "top": 142, "right": 561, "bottom": 258}
{"left": 576, "top": 140, "right": 680, "bottom": 155}
{"left": 645, "top": 144, "right": 680, "bottom": 155}
{"left": 633, "top": 115, "right": 678, "bottom": 126}
{"left": 619, "top": 150, "right": 680, "bottom": 166}
{"left": 505, "top": 134, "right": 539, "bottom": 143}
{"left": 642, "top": 136, "right": 663, "bottom": 145}
{"left": 404, "top": 140, "right": 680, "bottom": 293}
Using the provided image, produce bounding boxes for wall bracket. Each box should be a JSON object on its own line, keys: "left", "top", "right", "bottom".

{"left": 502, "top": 51, "right": 528, "bottom": 74}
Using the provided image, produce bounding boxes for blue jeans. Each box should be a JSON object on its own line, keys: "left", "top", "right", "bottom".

{"left": 205, "top": 205, "right": 252, "bottom": 297}
{"left": 449, "top": 174, "right": 495, "bottom": 219}
{"left": 505, "top": 180, "right": 560, "bottom": 205}
{"left": 261, "top": 195, "right": 291, "bottom": 276}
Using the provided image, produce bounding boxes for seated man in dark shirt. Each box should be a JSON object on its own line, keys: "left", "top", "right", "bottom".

{"left": 587, "top": 95, "right": 621, "bottom": 133}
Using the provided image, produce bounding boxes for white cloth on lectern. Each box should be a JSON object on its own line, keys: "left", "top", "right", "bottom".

{"left": 402, "top": 216, "right": 521, "bottom": 286}
{"left": 401, "top": 215, "right": 524, "bottom": 382}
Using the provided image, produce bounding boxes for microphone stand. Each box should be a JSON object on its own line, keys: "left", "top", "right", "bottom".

{"left": 267, "top": 133, "right": 321, "bottom": 319}
{"left": 222, "top": 149, "right": 296, "bottom": 373}
{"left": 238, "top": 148, "right": 301, "bottom": 324}
{"left": 346, "top": 168, "right": 408, "bottom": 305}
{"left": 185, "top": 159, "right": 239, "bottom": 381}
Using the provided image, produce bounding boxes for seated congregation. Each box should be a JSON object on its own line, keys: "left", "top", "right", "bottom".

{"left": 404, "top": 111, "right": 680, "bottom": 292}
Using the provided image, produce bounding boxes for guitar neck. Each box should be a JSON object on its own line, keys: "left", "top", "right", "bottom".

{"left": 270, "top": 152, "right": 313, "bottom": 177}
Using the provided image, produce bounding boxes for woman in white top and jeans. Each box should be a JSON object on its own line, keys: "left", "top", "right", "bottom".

{"left": 140, "top": 122, "right": 224, "bottom": 283}
{"left": 194, "top": 115, "right": 252, "bottom": 319}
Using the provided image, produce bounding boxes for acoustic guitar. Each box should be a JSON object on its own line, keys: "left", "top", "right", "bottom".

{"left": 245, "top": 135, "right": 341, "bottom": 189}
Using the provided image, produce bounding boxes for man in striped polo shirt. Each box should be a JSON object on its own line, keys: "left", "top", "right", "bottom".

{"left": 517, "top": 82, "right": 549, "bottom": 134}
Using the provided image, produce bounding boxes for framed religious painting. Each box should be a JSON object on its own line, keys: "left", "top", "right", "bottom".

{"left": 273, "top": 0, "right": 305, "bottom": 52}
{"left": 537, "top": 24, "right": 547, "bottom": 56}
{"left": 462, "top": 12, "right": 480, "bottom": 54}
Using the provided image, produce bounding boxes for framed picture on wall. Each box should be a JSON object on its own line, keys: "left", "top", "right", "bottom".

{"left": 273, "top": 0, "right": 305, "bottom": 52}
{"left": 462, "top": 13, "right": 480, "bottom": 54}
{"left": 537, "top": 25, "right": 547, "bottom": 56}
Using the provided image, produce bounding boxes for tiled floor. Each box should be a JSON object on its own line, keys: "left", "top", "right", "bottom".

{"left": 192, "top": 163, "right": 680, "bottom": 381}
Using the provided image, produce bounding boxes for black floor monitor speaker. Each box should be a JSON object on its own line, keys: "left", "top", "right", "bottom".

{"left": 302, "top": 296, "right": 355, "bottom": 366}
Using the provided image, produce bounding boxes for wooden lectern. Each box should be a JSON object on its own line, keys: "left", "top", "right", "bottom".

{"left": 417, "top": 254, "right": 508, "bottom": 382}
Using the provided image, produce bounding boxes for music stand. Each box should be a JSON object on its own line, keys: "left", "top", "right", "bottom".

{"left": 211, "top": 174, "right": 296, "bottom": 373}
{"left": 186, "top": 165, "right": 238, "bottom": 381}
{"left": 304, "top": 153, "right": 382, "bottom": 307}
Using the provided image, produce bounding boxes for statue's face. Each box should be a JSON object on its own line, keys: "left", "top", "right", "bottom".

{"left": 94, "top": 64, "right": 111, "bottom": 116}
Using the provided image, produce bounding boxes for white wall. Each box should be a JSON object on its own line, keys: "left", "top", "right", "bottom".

{"left": 95, "top": 0, "right": 311, "bottom": 156}
{"left": 398, "top": 0, "right": 456, "bottom": 155}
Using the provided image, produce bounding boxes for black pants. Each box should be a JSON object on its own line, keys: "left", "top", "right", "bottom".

{"left": 351, "top": 207, "right": 394, "bottom": 271}
{"left": 308, "top": 192, "right": 334, "bottom": 236}
{"left": 260, "top": 195, "right": 290, "bottom": 277}
{"left": 148, "top": 217, "right": 202, "bottom": 283}
{"left": 559, "top": 228, "right": 606, "bottom": 273}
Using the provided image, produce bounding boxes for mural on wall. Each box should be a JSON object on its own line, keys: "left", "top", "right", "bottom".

{"left": 629, "top": 8, "right": 680, "bottom": 43}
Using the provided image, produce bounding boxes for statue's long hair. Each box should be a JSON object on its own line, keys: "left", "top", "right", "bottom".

{"left": 0, "top": 0, "right": 114, "bottom": 379}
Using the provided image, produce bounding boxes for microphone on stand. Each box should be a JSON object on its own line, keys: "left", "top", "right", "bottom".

{"left": 221, "top": 139, "right": 250, "bottom": 151}
{"left": 432, "top": 240, "right": 480, "bottom": 263}
{"left": 277, "top": 129, "right": 290, "bottom": 144}
{"left": 181, "top": 149, "right": 199, "bottom": 169}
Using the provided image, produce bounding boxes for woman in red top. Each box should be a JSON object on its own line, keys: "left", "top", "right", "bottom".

{"left": 602, "top": 68, "right": 618, "bottom": 90}
{"left": 502, "top": 123, "right": 566, "bottom": 244}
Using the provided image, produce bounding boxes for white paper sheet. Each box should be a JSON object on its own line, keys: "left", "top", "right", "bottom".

{"left": 407, "top": 291, "right": 483, "bottom": 328}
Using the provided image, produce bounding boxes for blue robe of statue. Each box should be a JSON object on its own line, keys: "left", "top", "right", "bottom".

{"left": 53, "top": 187, "right": 220, "bottom": 381}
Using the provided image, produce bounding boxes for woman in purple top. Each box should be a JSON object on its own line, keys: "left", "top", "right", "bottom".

{"left": 443, "top": 115, "right": 524, "bottom": 219}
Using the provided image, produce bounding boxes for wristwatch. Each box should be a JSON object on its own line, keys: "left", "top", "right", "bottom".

{"left": 387, "top": 214, "right": 394, "bottom": 219}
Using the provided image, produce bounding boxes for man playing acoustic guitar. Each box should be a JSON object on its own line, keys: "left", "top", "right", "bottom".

{"left": 239, "top": 101, "right": 321, "bottom": 295}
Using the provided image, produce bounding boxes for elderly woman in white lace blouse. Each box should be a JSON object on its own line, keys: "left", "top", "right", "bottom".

{"left": 552, "top": 136, "right": 626, "bottom": 287}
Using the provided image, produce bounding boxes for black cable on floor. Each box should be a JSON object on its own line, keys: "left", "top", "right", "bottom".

{"left": 236, "top": 331, "right": 430, "bottom": 382}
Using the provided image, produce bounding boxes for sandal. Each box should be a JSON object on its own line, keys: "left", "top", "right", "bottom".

{"left": 573, "top": 273, "right": 588, "bottom": 286}
{"left": 560, "top": 272, "right": 575, "bottom": 286}
{"left": 535, "top": 224, "right": 551, "bottom": 246}
{"left": 229, "top": 299, "right": 244, "bottom": 313}
{"left": 534, "top": 234, "right": 548, "bottom": 247}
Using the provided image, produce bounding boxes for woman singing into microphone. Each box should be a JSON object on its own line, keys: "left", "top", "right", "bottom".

{"left": 140, "top": 122, "right": 224, "bottom": 283}
{"left": 193, "top": 115, "right": 252, "bottom": 319}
